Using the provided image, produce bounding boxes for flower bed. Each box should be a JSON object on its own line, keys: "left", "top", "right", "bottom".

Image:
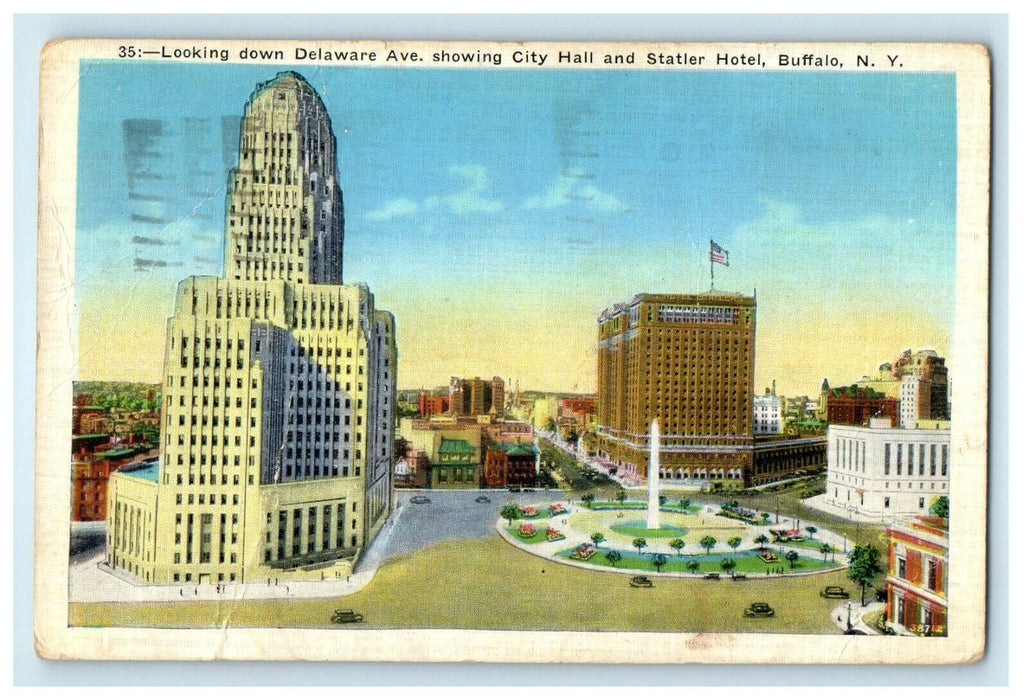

{"left": 546, "top": 527, "right": 565, "bottom": 542}
{"left": 520, "top": 505, "right": 538, "bottom": 517}
{"left": 518, "top": 523, "right": 537, "bottom": 538}
{"left": 571, "top": 543, "right": 597, "bottom": 560}
{"left": 758, "top": 549, "right": 779, "bottom": 563}
{"left": 548, "top": 503, "right": 567, "bottom": 515}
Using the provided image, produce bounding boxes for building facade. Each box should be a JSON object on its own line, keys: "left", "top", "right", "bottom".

{"left": 824, "top": 418, "right": 950, "bottom": 521}
{"left": 449, "top": 376, "right": 505, "bottom": 418}
{"left": 886, "top": 517, "right": 948, "bottom": 636}
{"left": 594, "top": 291, "right": 824, "bottom": 488}
{"left": 753, "top": 392, "right": 782, "bottom": 435}
{"left": 107, "top": 72, "right": 396, "bottom": 584}
{"left": 596, "top": 292, "right": 754, "bottom": 486}
{"left": 826, "top": 386, "right": 898, "bottom": 426}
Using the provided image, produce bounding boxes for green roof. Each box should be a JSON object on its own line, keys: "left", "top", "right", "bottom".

{"left": 94, "top": 447, "right": 138, "bottom": 459}
{"left": 73, "top": 433, "right": 110, "bottom": 440}
{"left": 493, "top": 442, "right": 538, "bottom": 457}
{"left": 438, "top": 438, "right": 476, "bottom": 455}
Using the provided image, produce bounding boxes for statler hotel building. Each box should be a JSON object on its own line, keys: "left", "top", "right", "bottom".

{"left": 106, "top": 72, "right": 396, "bottom": 584}
{"left": 596, "top": 292, "right": 824, "bottom": 488}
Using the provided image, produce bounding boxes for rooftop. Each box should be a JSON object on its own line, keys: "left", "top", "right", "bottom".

{"left": 438, "top": 438, "right": 476, "bottom": 455}
{"left": 121, "top": 459, "right": 160, "bottom": 483}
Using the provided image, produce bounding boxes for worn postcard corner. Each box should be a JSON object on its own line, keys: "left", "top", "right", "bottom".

{"left": 35, "top": 38, "right": 990, "bottom": 664}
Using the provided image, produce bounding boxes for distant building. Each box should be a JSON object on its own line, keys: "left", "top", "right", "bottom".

{"left": 753, "top": 391, "right": 782, "bottom": 435}
{"left": 72, "top": 447, "right": 158, "bottom": 522}
{"left": 417, "top": 393, "right": 450, "bottom": 417}
{"left": 892, "top": 349, "right": 949, "bottom": 420}
{"left": 557, "top": 396, "right": 596, "bottom": 438}
{"left": 824, "top": 418, "right": 949, "bottom": 520}
{"left": 886, "top": 516, "right": 948, "bottom": 636}
{"left": 449, "top": 376, "right": 505, "bottom": 418}
{"left": 826, "top": 386, "right": 898, "bottom": 426}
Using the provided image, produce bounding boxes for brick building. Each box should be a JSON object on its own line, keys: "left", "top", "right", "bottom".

{"left": 826, "top": 386, "right": 899, "bottom": 426}
{"left": 483, "top": 442, "right": 539, "bottom": 488}
{"left": 886, "top": 516, "right": 948, "bottom": 636}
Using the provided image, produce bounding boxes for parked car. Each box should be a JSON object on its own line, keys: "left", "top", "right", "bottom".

{"left": 629, "top": 575, "right": 654, "bottom": 588}
{"left": 508, "top": 486, "right": 522, "bottom": 492}
{"left": 744, "top": 602, "right": 775, "bottom": 618}
{"left": 331, "top": 609, "right": 364, "bottom": 624}
{"left": 731, "top": 573, "right": 747, "bottom": 581}
{"left": 820, "top": 585, "right": 850, "bottom": 599}
{"left": 409, "top": 495, "right": 430, "bottom": 504}
{"left": 843, "top": 628, "right": 867, "bottom": 635}
{"left": 704, "top": 572, "right": 720, "bottom": 580}
{"left": 475, "top": 495, "right": 491, "bottom": 503}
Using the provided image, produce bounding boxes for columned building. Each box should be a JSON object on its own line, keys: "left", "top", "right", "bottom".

{"left": 107, "top": 72, "right": 396, "bottom": 584}
{"left": 824, "top": 417, "right": 949, "bottom": 521}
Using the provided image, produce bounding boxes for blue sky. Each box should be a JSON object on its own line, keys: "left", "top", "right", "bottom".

{"left": 75, "top": 61, "right": 956, "bottom": 395}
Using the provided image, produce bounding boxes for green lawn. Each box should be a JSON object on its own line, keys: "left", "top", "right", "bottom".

{"left": 609, "top": 520, "right": 688, "bottom": 538}
{"left": 506, "top": 527, "right": 562, "bottom": 545}
{"left": 557, "top": 546, "right": 839, "bottom": 575}
{"left": 70, "top": 536, "right": 847, "bottom": 634}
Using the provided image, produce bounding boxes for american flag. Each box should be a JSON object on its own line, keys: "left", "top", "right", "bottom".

{"left": 709, "top": 240, "right": 729, "bottom": 266}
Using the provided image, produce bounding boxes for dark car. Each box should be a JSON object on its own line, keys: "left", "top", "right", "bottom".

{"left": 475, "top": 495, "right": 491, "bottom": 504}
{"left": 508, "top": 486, "right": 522, "bottom": 493}
{"left": 629, "top": 575, "right": 654, "bottom": 588}
{"left": 744, "top": 602, "right": 775, "bottom": 618}
{"left": 331, "top": 609, "right": 364, "bottom": 624}
{"left": 731, "top": 573, "right": 748, "bottom": 581}
{"left": 843, "top": 628, "right": 867, "bottom": 635}
{"left": 409, "top": 495, "right": 430, "bottom": 504}
{"left": 704, "top": 572, "right": 720, "bottom": 580}
{"left": 820, "top": 586, "right": 850, "bottom": 599}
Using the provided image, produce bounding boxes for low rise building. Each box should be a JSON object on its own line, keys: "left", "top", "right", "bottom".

{"left": 827, "top": 386, "right": 898, "bottom": 426}
{"left": 483, "top": 442, "right": 539, "bottom": 488}
{"left": 824, "top": 417, "right": 949, "bottom": 520}
{"left": 886, "top": 516, "right": 948, "bottom": 636}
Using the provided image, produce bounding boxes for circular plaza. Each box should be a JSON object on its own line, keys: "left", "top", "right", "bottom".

{"left": 496, "top": 498, "right": 848, "bottom": 578}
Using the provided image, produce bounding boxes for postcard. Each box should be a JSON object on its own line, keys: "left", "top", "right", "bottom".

{"left": 35, "top": 39, "right": 989, "bottom": 663}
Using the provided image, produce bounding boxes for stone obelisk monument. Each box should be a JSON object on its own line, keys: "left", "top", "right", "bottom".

{"left": 647, "top": 419, "right": 661, "bottom": 530}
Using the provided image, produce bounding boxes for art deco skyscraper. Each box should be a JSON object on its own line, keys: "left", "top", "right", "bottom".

{"left": 107, "top": 72, "right": 396, "bottom": 585}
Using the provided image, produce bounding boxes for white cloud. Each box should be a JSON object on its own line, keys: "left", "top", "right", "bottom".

{"left": 437, "top": 164, "right": 504, "bottom": 215}
{"left": 364, "top": 198, "right": 419, "bottom": 221}
{"left": 523, "top": 172, "right": 630, "bottom": 213}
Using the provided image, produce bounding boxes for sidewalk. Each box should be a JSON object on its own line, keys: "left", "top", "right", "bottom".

{"left": 69, "top": 507, "right": 406, "bottom": 603}
{"left": 830, "top": 600, "right": 885, "bottom": 635}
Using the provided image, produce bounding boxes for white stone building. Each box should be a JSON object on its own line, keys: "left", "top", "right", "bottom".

{"left": 752, "top": 393, "right": 782, "bottom": 435}
{"left": 824, "top": 417, "right": 949, "bottom": 522}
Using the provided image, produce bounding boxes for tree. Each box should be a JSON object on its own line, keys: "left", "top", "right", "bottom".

{"left": 754, "top": 534, "right": 769, "bottom": 548}
{"left": 760, "top": 512, "right": 771, "bottom": 525}
{"left": 727, "top": 536, "right": 742, "bottom": 554}
{"left": 501, "top": 504, "right": 521, "bottom": 526}
{"left": 930, "top": 496, "right": 949, "bottom": 519}
{"left": 653, "top": 553, "right": 668, "bottom": 572}
{"left": 669, "top": 538, "right": 686, "bottom": 557}
{"left": 545, "top": 417, "right": 558, "bottom": 433}
{"left": 805, "top": 526, "right": 818, "bottom": 539}
{"left": 632, "top": 537, "right": 647, "bottom": 555}
{"left": 820, "top": 542, "right": 834, "bottom": 563}
{"left": 680, "top": 497, "right": 691, "bottom": 511}
{"left": 582, "top": 492, "right": 595, "bottom": 510}
{"left": 685, "top": 559, "right": 700, "bottom": 574}
{"left": 591, "top": 532, "right": 606, "bottom": 548}
{"left": 721, "top": 558, "right": 736, "bottom": 576}
{"left": 615, "top": 489, "right": 628, "bottom": 504}
{"left": 847, "top": 544, "right": 884, "bottom": 605}
{"left": 605, "top": 550, "right": 623, "bottom": 567}
{"left": 700, "top": 535, "right": 717, "bottom": 555}
{"left": 658, "top": 494, "right": 667, "bottom": 506}
{"left": 785, "top": 550, "right": 800, "bottom": 569}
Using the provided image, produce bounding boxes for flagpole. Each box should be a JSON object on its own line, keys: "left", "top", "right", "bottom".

{"left": 709, "top": 239, "right": 714, "bottom": 291}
